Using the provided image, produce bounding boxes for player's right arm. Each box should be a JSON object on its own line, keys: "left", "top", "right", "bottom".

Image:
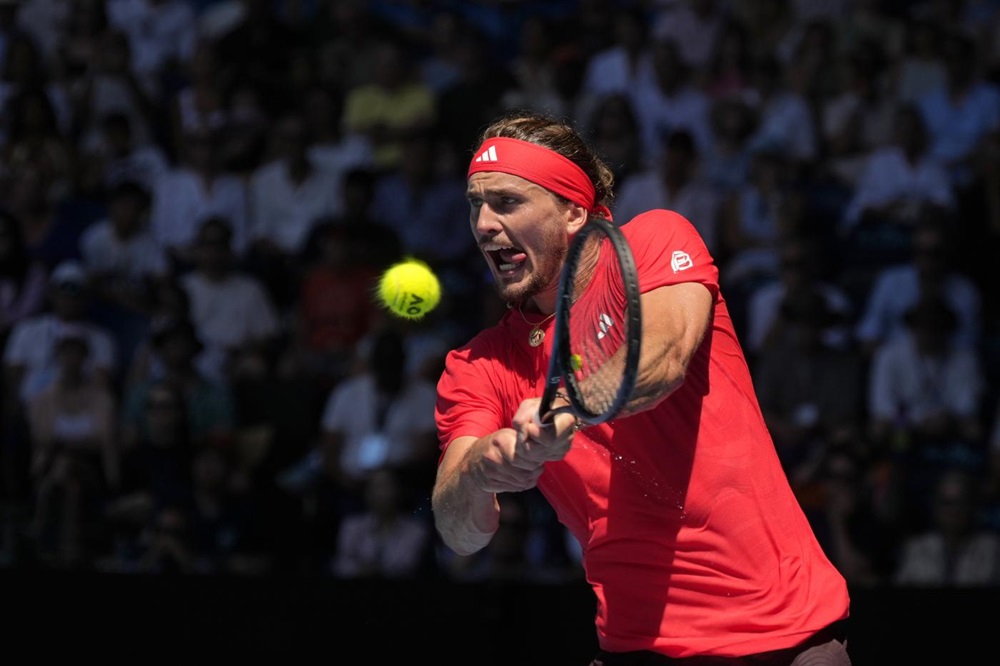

{"left": 432, "top": 404, "right": 577, "bottom": 555}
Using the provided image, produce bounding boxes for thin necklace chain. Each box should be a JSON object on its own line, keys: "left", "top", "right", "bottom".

{"left": 508, "top": 303, "right": 556, "bottom": 347}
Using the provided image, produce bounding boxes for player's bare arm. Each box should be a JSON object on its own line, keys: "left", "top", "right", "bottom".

{"left": 433, "top": 402, "right": 580, "bottom": 556}
{"left": 625, "top": 282, "right": 713, "bottom": 415}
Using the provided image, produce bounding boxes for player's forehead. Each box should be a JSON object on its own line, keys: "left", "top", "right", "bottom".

{"left": 467, "top": 171, "right": 549, "bottom": 198}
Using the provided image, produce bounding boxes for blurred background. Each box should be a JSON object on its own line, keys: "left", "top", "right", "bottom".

{"left": 0, "top": 0, "right": 998, "bottom": 662}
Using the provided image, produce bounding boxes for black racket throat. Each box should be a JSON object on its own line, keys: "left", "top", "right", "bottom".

{"left": 540, "top": 217, "right": 642, "bottom": 426}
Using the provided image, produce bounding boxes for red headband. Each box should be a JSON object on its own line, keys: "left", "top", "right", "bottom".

{"left": 468, "top": 137, "right": 612, "bottom": 219}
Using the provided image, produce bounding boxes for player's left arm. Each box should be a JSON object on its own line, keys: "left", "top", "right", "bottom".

{"left": 623, "top": 281, "right": 713, "bottom": 416}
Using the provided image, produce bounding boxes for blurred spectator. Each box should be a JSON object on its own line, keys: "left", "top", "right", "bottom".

{"left": 317, "top": 167, "right": 402, "bottom": 272}
{"left": 131, "top": 502, "right": 198, "bottom": 574}
{"left": 613, "top": 129, "right": 723, "bottom": 254}
{"left": 435, "top": 32, "right": 515, "bottom": 166}
{"left": 78, "top": 179, "right": 166, "bottom": 307}
{"left": 290, "top": 222, "right": 383, "bottom": 389}
{"left": 744, "top": 234, "right": 854, "bottom": 358}
{"left": 25, "top": 327, "right": 118, "bottom": 568}
{"left": 821, "top": 44, "right": 897, "bottom": 191}
{"left": 370, "top": 131, "right": 472, "bottom": 275}
{"left": 745, "top": 53, "right": 819, "bottom": 169}
{"left": 854, "top": 216, "right": 982, "bottom": 354}
{"left": 651, "top": 0, "right": 724, "bottom": 71}
{"left": 304, "top": 0, "right": 387, "bottom": 94}
{"left": 1, "top": 85, "right": 74, "bottom": 203}
{"left": 282, "top": 327, "right": 438, "bottom": 509}
{"left": 69, "top": 28, "right": 159, "bottom": 153}
{"left": 718, "top": 148, "right": 804, "bottom": 293}
{"left": 341, "top": 39, "right": 436, "bottom": 173}
{"left": 867, "top": 294, "right": 986, "bottom": 460}
{"left": 0, "top": 29, "right": 72, "bottom": 137}
{"left": 892, "top": 17, "right": 947, "bottom": 104}
{"left": 87, "top": 110, "right": 169, "bottom": 193}
{"left": 894, "top": 467, "right": 1000, "bottom": 586}
{"left": 578, "top": 7, "right": 654, "bottom": 112}
{"left": 841, "top": 103, "right": 955, "bottom": 234}
{"left": 183, "top": 445, "right": 270, "bottom": 576}
{"left": 165, "top": 38, "right": 230, "bottom": 164}
{"left": 79, "top": 178, "right": 167, "bottom": 374}
{"left": 417, "top": 8, "right": 466, "bottom": 95}
{"left": 246, "top": 110, "right": 343, "bottom": 308}
{"left": 631, "top": 37, "right": 715, "bottom": 165}
{"left": 331, "top": 464, "right": 434, "bottom": 579}
{"left": 104, "top": 380, "right": 195, "bottom": 561}
{"left": 916, "top": 29, "right": 1000, "bottom": 190}
{"left": 106, "top": 0, "right": 197, "bottom": 81}
{"left": 701, "top": 96, "right": 757, "bottom": 195}
{"left": 0, "top": 210, "right": 48, "bottom": 352}
{"left": 499, "top": 14, "right": 556, "bottom": 111}
{"left": 797, "top": 446, "right": 902, "bottom": 588}
{"left": 700, "top": 17, "right": 754, "bottom": 100}
{"left": 212, "top": 0, "right": 298, "bottom": 117}
{"left": 3, "top": 260, "right": 117, "bottom": 408}
{"left": 834, "top": 0, "right": 904, "bottom": 61}
{"left": 119, "top": 316, "right": 234, "bottom": 455}
{"left": 178, "top": 216, "right": 281, "bottom": 381}
{"left": 301, "top": 85, "right": 374, "bottom": 190}
{"left": 149, "top": 127, "right": 250, "bottom": 268}
{"left": 584, "top": 92, "right": 645, "bottom": 193}
{"left": 753, "top": 287, "right": 865, "bottom": 482}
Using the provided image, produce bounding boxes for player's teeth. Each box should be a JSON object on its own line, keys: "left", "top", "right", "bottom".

{"left": 499, "top": 262, "right": 516, "bottom": 271}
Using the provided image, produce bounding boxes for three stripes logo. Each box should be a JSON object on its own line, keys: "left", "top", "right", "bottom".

{"left": 474, "top": 145, "right": 499, "bottom": 163}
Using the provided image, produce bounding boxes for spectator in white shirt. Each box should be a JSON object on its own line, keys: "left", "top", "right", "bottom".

{"left": 105, "top": 0, "right": 197, "bottom": 80}
{"left": 248, "top": 111, "right": 343, "bottom": 258}
{"left": 613, "top": 129, "right": 724, "bottom": 254}
{"left": 630, "top": 37, "right": 715, "bottom": 165}
{"left": 867, "top": 295, "right": 986, "bottom": 452}
{"left": 80, "top": 179, "right": 167, "bottom": 308}
{"left": 150, "top": 127, "right": 250, "bottom": 269}
{"left": 842, "top": 102, "right": 955, "bottom": 232}
{"left": 179, "top": 216, "right": 280, "bottom": 379}
{"left": 855, "top": 216, "right": 982, "bottom": 354}
{"left": 650, "top": 0, "right": 724, "bottom": 71}
{"left": 3, "top": 260, "right": 117, "bottom": 407}
{"left": 87, "top": 110, "right": 169, "bottom": 194}
{"left": 745, "top": 53, "right": 819, "bottom": 168}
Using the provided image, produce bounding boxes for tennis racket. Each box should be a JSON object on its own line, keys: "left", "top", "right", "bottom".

{"left": 538, "top": 216, "right": 642, "bottom": 426}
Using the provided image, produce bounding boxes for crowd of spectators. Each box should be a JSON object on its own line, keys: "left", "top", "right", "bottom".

{"left": 1, "top": 0, "right": 999, "bottom": 587}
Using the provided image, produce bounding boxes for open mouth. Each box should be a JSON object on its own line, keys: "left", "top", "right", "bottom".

{"left": 482, "top": 242, "right": 527, "bottom": 276}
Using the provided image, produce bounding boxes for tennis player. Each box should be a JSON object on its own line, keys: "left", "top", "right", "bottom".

{"left": 432, "top": 111, "right": 851, "bottom": 665}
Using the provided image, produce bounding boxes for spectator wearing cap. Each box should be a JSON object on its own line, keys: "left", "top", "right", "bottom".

{"left": 3, "top": 260, "right": 117, "bottom": 408}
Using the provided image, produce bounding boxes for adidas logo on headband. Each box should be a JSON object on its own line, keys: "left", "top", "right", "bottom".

{"left": 474, "top": 145, "right": 498, "bottom": 163}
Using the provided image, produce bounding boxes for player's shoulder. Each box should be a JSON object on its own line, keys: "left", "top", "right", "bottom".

{"left": 620, "top": 209, "right": 699, "bottom": 241}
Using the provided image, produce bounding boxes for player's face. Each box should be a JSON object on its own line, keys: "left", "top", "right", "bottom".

{"left": 467, "top": 172, "right": 578, "bottom": 312}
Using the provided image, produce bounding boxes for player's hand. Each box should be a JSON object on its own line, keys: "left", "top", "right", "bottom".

{"left": 513, "top": 397, "right": 578, "bottom": 461}
{"left": 467, "top": 428, "right": 547, "bottom": 494}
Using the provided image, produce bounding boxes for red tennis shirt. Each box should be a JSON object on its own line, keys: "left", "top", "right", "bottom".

{"left": 435, "top": 210, "right": 850, "bottom": 657}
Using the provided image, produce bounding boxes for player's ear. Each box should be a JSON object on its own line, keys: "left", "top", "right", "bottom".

{"left": 565, "top": 202, "right": 589, "bottom": 234}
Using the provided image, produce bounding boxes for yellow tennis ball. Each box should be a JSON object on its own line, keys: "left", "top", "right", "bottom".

{"left": 378, "top": 259, "right": 441, "bottom": 320}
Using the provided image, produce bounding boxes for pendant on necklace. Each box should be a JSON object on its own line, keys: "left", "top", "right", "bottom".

{"left": 528, "top": 326, "right": 545, "bottom": 347}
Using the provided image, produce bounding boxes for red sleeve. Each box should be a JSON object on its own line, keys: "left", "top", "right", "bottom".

{"left": 435, "top": 324, "right": 523, "bottom": 455}
{"left": 622, "top": 209, "right": 720, "bottom": 298}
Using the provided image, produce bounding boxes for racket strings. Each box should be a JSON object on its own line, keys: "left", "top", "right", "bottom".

{"left": 565, "top": 237, "right": 635, "bottom": 417}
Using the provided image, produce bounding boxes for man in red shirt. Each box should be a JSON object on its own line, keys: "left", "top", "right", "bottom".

{"left": 432, "top": 111, "right": 851, "bottom": 664}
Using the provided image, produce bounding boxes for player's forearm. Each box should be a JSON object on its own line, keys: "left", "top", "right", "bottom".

{"left": 432, "top": 440, "right": 501, "bottom": 556}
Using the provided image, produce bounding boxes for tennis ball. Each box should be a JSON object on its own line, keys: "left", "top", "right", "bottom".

{"left": 378, "top": 259, "right": 441, "bottom": 320}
